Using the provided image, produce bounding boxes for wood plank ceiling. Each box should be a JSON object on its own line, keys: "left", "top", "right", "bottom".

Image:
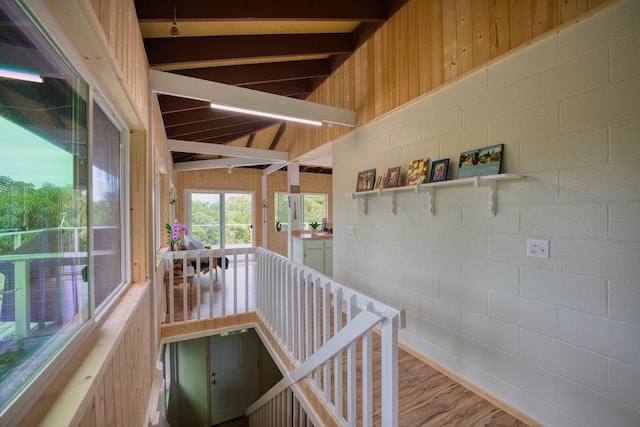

{"left": 135, "top": 0, "right": 410, "bottom": 172}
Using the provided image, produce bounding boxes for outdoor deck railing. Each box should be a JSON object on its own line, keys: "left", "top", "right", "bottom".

{"left": 160, "top": 246, "right": 405, "bottom": 426}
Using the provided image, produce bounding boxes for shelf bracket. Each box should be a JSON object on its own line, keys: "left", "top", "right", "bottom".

{"left": 474, "top": 176, "right": 497, "bottom": 216}
{"left": 416, "top": 185, "right": 435, "bottom": 215}
{"left": 385, "top": 192, "right": 397, "bottom": 215}
{"left": 351, "top": 193, "right": 368, "bottom": 215}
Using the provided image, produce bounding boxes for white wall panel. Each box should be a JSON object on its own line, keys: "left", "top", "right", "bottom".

{"left": 520, "top": 330, "right": 607, "bottom": 393}
{"left": 332, "top": 1, "right": 640, "bottom": 423}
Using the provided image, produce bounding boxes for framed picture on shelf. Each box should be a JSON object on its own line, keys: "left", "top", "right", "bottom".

{"left": 373, "top": 175, "right": 384, "bottom": 190}
{"left": 405, "top": 157, "right": 430, "bottom": 186}
{"left": 355, "top": 168, "right": 376, "bottom": 192}
{"left": 383, "top": 166, "right": 401, "bottom": 188}
{"left": 429, "top": 159, "right": 449, "bottom": 182}
{"left": 457, "top": 144, "right": 503, "bottom": 179}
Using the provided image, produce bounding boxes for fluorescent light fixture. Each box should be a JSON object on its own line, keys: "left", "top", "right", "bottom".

{"left": 0, "top": 68, "right": 43, "bottom": 83}
{"left": 210, "top": 102, "right": 323, "bottom": 126}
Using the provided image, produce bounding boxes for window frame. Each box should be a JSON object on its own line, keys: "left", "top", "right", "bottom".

{"left": 274, "top": 191, "right": 289, "bottom": 232}
{"left": 185, "top": 189, "right": 255, "bottom": 249}
{"left": 299, "top": 192, "right": 328, "bottom": 229}
{"left": 91, "top": 87, "right": 131, "bottom": 318}
{"left": 0, "top": 2, "right": 131, "bottom": 421}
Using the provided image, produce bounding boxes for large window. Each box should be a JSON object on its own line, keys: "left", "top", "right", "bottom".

{"left": 300, "top": 193, "right": 327, "bottom": 229}
{"left": 275, "top": 193, "right": 327, "bottom": 231}
{"left": 0, "top": 2, "right": 128, "bottom": 416}
{"left": 187, "top": 191, "right": 253, "bottom": 249}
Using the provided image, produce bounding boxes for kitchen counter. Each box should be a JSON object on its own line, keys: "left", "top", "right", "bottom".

{"left": 291, "top": 233, "right": 333, "bottom": 275}
{"left": 292, "top": 232, "right": 333, "bottom": 240}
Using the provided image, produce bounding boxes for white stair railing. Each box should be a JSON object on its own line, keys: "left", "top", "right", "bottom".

{"left": 160, "top": 247, "right": 256, "bottom": 323}
{"left": 254, "top": 248, "right": 405, "bottom": 427}
{"left": 159, "top": 247, "right": 405, "bottom": 426}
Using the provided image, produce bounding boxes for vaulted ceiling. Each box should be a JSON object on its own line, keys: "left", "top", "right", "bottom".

{"left": 134, "top": 0, "right": 411, "bottom": 172}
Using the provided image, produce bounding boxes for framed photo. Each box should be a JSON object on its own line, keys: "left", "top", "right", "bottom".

{"left": 373, "top": 175, "right": 384, "bottom": 190}
{"left": 429, "top": 159, "right": 449, "bottom": 182}
{"left": 457, "top": 144, "right": 503, "bottom": 179}
{"left": 355, "top": 168, "right": 376, "bottom": 192}
{"left": 405, "top": 158, "right": 430, "bottom": 186}
{"left": 383, "top": 166, "right": 401, "bottom": 188}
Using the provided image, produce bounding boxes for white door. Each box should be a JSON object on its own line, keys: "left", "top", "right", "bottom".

{"left": 210, "top": 329, "right": 258, "bottom": 425}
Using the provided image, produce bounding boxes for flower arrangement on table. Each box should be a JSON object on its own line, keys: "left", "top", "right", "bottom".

{"left": 165, "top": 219, "right": 188, "bottom": 250}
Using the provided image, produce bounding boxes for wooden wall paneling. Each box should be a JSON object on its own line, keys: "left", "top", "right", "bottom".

{"left": 559, "top": 0, "right": 589, "bottom": 23}
{"left": 88, "top": 0, "right": 150, "bottom": 127}
{"left": 472, "top": 0, "right": 492, "bottom": 66}
{"left": 354, "top": 44, "right": 368, "bottom": 121}
{"left": 123, "top": 330, "right": 133, "bottom": 423}
{"left": 334, "top": 64, "right": 347, "bottom": 141}
{"left": 377, "top": 24, "right": 389, "bottom": 114}
{"left": 429, "top": 0, "right": 444, "bottom": 88}
{"left": 130, "top": 130, "right": 149, "bottom": 283}
{"left": 417, "top": 0, "right": 432, "bottom": 95}
{"left": 94, "top": 378, "right": 105, "bottom": 427}
{"left": 490, "top": 0, "right": 511, "bottom": 58}
{"left": 395, "top": 7, "right": 410, "bottom": 107}
{"left": 532, "top": 0, "right": 556, "bottom": 37}
{"left": 126, "top": 327, "right": 136, "bottom": 422}
{"left": 366, "top": 39, "right": 376, "bottom": 124}
{"left": 123, "top": 0, "right": 132, "bottom": 93}
{"left": 509, "top": 0, "right": 533, "bottom": 49}
{"left": 102, "top": 363, "right": 116, "bottom": 427}
{"left": 115, "top": 0, "right": 125, "bottom": 80}
{"left": 78, "top": 396, "right": 96, "bottom": 427}
{"left": 347, "top": 51, "right": 357, "bottom": 119}
{"left": 442, "top": 0, "right": 459, "bottom": 82}
{"left": 112, "top": 344, "right": 124, "bottom": 426}
{"left": 456, "top": 0, "right": 474, "bottom": 76}
{"left": 107, "top": 0, "right": 118, "bottom": 69}
{"left": 406, "top": 0, "right": 422, "bottom": 100}
{"left": 373, "top": 29, "right": 385, "bottom": 117}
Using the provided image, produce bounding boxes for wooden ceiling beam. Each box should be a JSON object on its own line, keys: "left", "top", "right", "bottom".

{"left": 174, "top": 157, "right": 285, "bottom": 172}
{"left": 157, "top": 96, "right": 210, "bottom": 113}
{"left": 171, "top": 59, "right": 330, "bottom": 86}
{"left": 166, "top": 115, "right": 273, "bottom": 137}
{"left": 242, "top": 80, "right": 312, "bottom": 98}
{"left": 135, "top": 0, "right": 386, "bottom": 22}
{"left": 168, "top": 139, "right": 288, "bottom": 162}
{"left": 151, "top": 70, "right": 356, "bottom": 127}
{"left": 161, "top": 108, "right": 244, "bottom": 127}
{"left": 246, "top": 133, "right": 256, "bottom": 148}
{"left": 167, "top": 118, "right": 277, "bottom": 140}
{"left": 145, "top": 34, "right": 353, "bottom": 67}
{"left": 269, "top": 123, "right": 287, "bottom": 151}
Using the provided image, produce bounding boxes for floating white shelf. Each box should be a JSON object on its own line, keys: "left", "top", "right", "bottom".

{"left": 346, "top": 173, "right": 524, "bottom": 216}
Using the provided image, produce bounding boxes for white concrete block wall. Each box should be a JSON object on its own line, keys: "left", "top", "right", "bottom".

{"left": 332, "top": 1, "right": 640, "bottom": 425}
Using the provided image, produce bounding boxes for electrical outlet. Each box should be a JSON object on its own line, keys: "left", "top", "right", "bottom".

{"left": 527, "top": 239, "right": 549, "bottom": 259}
{"left": 348, "top": 225, "right": 356, "bottom": 236}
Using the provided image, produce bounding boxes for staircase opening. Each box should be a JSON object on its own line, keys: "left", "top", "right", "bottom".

{"left": 164, "top": 328, "right": 282, "bottom": 427}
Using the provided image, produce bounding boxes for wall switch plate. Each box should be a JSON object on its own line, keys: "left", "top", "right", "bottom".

{"left": 527, "top": 239, "right": 549, "bottom": 259}
{"left": 348, "top": 225, "right": 356, "bottom": 236}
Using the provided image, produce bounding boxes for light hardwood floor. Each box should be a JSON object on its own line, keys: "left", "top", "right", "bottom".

{"left": 167, "top": 261, "right": 529, "bottom": 426}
